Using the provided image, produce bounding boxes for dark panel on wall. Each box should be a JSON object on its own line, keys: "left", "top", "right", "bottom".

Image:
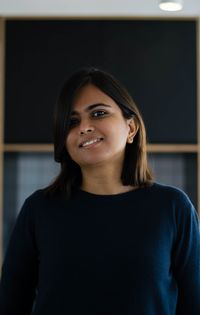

{"left": 5, "top": 19, "right": 197, "bottom": 143}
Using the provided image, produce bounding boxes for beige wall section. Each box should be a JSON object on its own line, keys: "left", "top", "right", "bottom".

{"left": 0, "top": 18, "right": 5, "bottom": 268}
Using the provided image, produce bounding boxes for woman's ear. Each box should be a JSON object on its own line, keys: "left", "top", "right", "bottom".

{"left": 127, "top": 118, "right": 139, "bottom": 144}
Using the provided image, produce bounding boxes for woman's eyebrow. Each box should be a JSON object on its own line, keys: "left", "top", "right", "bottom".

{"left": 71, "top": 103, "right": 112, "bottom": 115}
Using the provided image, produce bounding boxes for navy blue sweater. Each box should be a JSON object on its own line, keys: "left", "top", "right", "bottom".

{"left": 0, "top": 182, "right": 200, "bottom": 314}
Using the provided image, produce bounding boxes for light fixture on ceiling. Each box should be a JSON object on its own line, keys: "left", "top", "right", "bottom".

{"left": 159, "top": 0, "right": 183, "bottom": 11}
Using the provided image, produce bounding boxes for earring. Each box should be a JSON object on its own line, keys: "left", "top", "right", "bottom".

{"left": 127, "top": 136, "right": 133, "bottom": 144}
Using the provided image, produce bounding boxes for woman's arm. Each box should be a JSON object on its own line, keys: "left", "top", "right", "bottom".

{"left": 0, "top": 199, "right": 38, "bottom": 315}
{"left": 173, "top": 193, "right": 200, "bottom": 315}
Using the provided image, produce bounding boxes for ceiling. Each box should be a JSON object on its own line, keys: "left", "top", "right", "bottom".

{"left": 0, "top": 0, "right": 200, "bottom": 17}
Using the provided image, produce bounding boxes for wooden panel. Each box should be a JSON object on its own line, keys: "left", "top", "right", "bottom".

{"left": 147, "top": 144, "right": 198, "bottom": 153}
{"left": 0, "top": 18, "right": 5, "bottom": 268}
{"left": 4, "top": 143, "right": 54, "bottom": 152}
{"left": 3, "top": 143, "right": 199, "bottom": 153}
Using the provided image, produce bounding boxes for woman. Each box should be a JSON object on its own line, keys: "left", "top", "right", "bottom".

{"left": 0, "top": 67, "right": 200, "bottom": 315}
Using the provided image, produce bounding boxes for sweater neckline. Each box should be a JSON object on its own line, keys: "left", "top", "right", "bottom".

{"left": 76, "top": 182, "right": 155, "bottom": 199}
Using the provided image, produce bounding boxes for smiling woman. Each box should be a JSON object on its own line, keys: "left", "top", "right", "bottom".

{"left": 65, "top": 84, "right": 138, "bottom": 185}
{"left": 49, "top": 67, "right": 152, "bottom": 197}
{"left": 0, "top": 67, "right": 200, "bottom": 315}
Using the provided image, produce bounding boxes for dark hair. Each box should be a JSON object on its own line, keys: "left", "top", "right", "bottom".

{"left": 46, "top": 67, "right": 153, "bottom": 198}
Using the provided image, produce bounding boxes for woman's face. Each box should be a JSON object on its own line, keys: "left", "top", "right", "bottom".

{"left": 66, "top": 84, "right": 135, "bottom": 169}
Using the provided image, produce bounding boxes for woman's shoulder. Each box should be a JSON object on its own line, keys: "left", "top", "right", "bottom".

{"left": 148, "top": 183, "right": 199, "bottom": 228}
{"left": 24, "top": 188, "right": 48, "bottom": 205}
{"left": 150, "top": 182, "right": 196, "bottom": 216}
{"left": 15, "top": 189, "right": 69, "bottom": 227}
{"left": 21, "top": 188, "right": 64, "bottom": 213}
{"left": 151, "top": 182, "right": 191, "bottom": 201}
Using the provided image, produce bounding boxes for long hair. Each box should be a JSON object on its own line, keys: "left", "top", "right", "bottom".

{"left": 45, "top": 67, "right": 153, "bottom": 198}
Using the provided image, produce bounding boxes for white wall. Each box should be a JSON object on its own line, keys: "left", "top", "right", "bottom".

{"left": 0, "top": 0, "right": 199, "bottom": 17}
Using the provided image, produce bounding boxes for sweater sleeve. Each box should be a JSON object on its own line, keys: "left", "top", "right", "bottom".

{"left": 172, "top": 191, "right": 200, "bottom": 315}
{"left": 0, "top": 198, "right": 38, "bottom": 315}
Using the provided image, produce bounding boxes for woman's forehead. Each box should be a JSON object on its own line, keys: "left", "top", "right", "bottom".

{"left": 71, "top": 84, "right": 118, "bottom": 112}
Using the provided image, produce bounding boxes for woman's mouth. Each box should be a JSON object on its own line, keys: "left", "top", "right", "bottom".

{"left": 79, "top": 137, "right": 104, "bottom": 148}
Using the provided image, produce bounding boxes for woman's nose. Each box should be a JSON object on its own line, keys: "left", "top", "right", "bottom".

{"left": 80, "top": 128, "right": 93, "bottom": 135}
{"left": 79, "top": 120, "right": 94, "bottom": 135}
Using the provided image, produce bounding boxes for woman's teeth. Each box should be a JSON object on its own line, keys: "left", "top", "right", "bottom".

{"left": 80, "top": 138, "right": 103, "bottom": 148}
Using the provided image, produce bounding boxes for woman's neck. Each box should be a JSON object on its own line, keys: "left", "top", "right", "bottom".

{"left": 80, "top": 164, "right": 135, "bottom": 195}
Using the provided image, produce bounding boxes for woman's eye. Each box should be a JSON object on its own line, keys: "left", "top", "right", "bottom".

{"left": 69, "top": 118, "right": 79, "bottom": 127}
{"left": 92, "top": 110, "right": 107, "bottom": 118}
